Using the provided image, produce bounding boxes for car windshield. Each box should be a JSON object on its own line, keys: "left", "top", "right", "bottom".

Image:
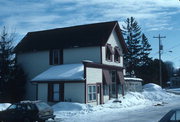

{"left": 170, "top": 110, "right": 180, "bottom": 121}
{"left": 36, "top": 102, "right": 50, "bottom": 111}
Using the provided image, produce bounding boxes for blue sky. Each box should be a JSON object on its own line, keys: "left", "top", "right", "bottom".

{"left": 1, "top": 0, "right": 180, "bottom": 68}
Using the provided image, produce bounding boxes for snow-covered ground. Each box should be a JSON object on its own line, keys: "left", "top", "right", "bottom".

{"left": 166, "top": 88, "right": 180, "bottom": 94}
{"left": 0, "top": 83, "right": 179, "bottom": 122}
{"left": 50, "top": 83, "right": 180, "bottom": 122}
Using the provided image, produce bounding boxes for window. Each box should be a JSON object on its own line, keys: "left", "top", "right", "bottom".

{"left": 118, "top": 84, "right": 122, "bottom": 94}
{"left": 50, "top": 49, "right": 63, "bottom": 65}
{"left": 110, "top": 70, "right": 117, "bottom": 98}
{"left": 53, "top": 84, "right": 60, "bottom": 101}
{"left": 53, "top": 50, "right": 60, "bottom": 64}
{"left": 48, "top": 83, "right": 64, "bottom": 102}
{"left": 106, "top": 44, "right": 113, "bottom": 61}
{"left": 103, "top": 85, "right": 109, "bottom": 95}
{"left": 114, "top": 47, "right": 121, "bottom": 63}
{"left": 88, "top": 85, "right": 96, "bottom": 101}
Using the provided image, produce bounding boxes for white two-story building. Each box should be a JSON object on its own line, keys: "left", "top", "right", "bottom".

{"left": 15, "top": 21, "right": 128, "bottom": 105}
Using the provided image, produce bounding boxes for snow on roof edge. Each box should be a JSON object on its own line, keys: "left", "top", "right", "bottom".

{"left": 124, "top": 77, "right": 143, "bottom": 81}
{"left": 31, "top": 63, "right": 84, "bottom": 82}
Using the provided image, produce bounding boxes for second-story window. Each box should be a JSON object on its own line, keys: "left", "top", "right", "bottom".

{"left": 53, "top": 49, "right": 60, "bottom": 64}
{"left": 106, "top": 44, "right": 113, "bottom": 61}
{"left": 114, "top": 47, "right": 121, "bottom": 63}
{"left": 50, "top": 49, "right": 63, "bottom": 65}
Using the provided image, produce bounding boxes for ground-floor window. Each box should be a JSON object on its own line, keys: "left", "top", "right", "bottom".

{"left": 118, "top": 84, "right": 122, "bottom": 94}
{"left": 103, "top": 84, "right": 109, "bottom": 95}
{"left": 48, "top": 83, "right": 64, "bottom": 102}
{"left": 110, "top": 70, "right": 117, "bottom": 98}
{"left": 88, "top": 85, "right": 96, "bottom": 102}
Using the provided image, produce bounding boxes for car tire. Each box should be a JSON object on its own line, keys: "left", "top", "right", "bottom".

{"left": 24, "top": 118, "right": 31, "bottom": 122}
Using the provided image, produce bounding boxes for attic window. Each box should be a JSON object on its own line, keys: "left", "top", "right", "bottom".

{"left": 49, "top": 49, "right": 63, "bottom": 65}
{"left": 114, "top": 47, "right": 121, "bottom": 63}
{"left": 106, "top": 44, "right": 113, "bottom": 61}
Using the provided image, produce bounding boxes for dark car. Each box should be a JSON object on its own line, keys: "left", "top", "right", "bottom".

{"left": 0, "top": 101, "right": 55, "bottom": 122}
{"left": 159, "top": 108, "right": 180, "bottom": 122}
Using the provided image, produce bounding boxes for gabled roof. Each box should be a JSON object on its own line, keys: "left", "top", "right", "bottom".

{"left": 14, "top": 21, "right": 127, "bottom": 53}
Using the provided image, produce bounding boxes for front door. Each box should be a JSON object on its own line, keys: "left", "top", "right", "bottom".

{"left": 96, "top": 83, "right": 102, "bottom": 105}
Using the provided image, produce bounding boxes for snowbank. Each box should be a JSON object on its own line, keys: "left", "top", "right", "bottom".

{"left": 143, "top": 83, "right": 175, "bottom": 102}
{"left": 52, "top": 102, "right": 93, "bottom": 119}
{"left": 103, "top": 83, "right": 175, "bottom": 109}
{"left": 143, "top": 83, "right": 162, "bottom": 91}
{"left": 52, "top": 102, "right": 93, "bottom": 112}
{"left": 0, "top": 103, "right": 11, "bottom": 111}
{"left": 52, "top": 83, "right": 179, "bottom": 121}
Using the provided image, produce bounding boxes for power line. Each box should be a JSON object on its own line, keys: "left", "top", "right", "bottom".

{"left": 163, "top": 43, "right": 180, "bottom": 54}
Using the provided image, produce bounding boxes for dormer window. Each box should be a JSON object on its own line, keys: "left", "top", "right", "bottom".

{"left": 114, "top": 46, "right": 121, "bottom": 63}
{"left": 106, "top": 44, "right": 113, "bottom": 61}
{"left": 49, "top": 49, "right": 63, "bottom": 65}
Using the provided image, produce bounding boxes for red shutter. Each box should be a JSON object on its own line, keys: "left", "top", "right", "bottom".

{"left": 117, "top": 71, "right": 125, "bottom": 84}
{"left": 103, "top": 70, "right": 112, "bottom": 85}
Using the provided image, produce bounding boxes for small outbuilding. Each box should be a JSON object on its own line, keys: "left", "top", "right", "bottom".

{"left": 124, "top": 77, "right": 143, "bottom": 92}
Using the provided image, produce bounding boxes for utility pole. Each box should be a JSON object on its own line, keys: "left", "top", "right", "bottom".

{"left": 153, "top": 34, "right": 166, "bottom": 88}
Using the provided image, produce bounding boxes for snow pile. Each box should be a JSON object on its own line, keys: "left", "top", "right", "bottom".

{"left": 0, "top": 103, "right": 11, "bottom": 111}
{"left": 143, "top": 83, "right": 162, "bottom": 91}
{"left": 52, "top": 102, "right": 93, "bottom": 119}
{"left": 102, "top": 92, "right": 147, "bottom": 110}
{"left": 103, "top": 83, "right": 175, "bottom": 109}
{"left": 143, "top": 83, "right": 175, "bottom": 102}
{"left": 52, "top": 83, "right": 179, "bottom": 121}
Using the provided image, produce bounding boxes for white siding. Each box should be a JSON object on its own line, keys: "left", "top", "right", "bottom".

{"left": 86, "top": 67, "right": 102, "bottom": 105}
{"left": 64, "top": 47, "right": 101, "bottom": 64}
{"left": 86, "top": 67, "right": 102, "bottom": 84}
{"left": 102, "top": 30, "right": 124, "bottom": 67}
{"left": 16, "top": 51, "right": 51, "bottom": 100}
{"left": 38, "top": 83, "right": 48, "bottom": 102}
{"left": 64, "top": 83, "right": 85, "bottom": 103}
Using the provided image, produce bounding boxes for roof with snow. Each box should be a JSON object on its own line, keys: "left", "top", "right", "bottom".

{"left": 31, "top": 64, "right": 84, "bottom": 82}
{"left": 14, "top": 21, "right": 127, "bottom": 53}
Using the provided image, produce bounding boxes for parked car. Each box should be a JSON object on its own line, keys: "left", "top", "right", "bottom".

{"left": 0, "top": 100, "right": 55, "bottom": 122}
{"left": 159, "top": 108, "right": 180, "bottom": 122}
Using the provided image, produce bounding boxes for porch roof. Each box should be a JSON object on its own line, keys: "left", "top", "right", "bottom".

{"left": 31, "top": 63, "right": 84, "bottom": 82}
